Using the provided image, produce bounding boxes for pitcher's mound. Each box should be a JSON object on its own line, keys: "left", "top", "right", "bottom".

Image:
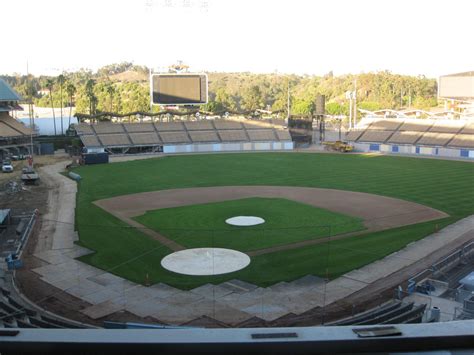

{"left": 161, "top": 248, "right": 251, "bottom": 276}
{"left": 225, "top": 216, "right": 265, "bottom": 226}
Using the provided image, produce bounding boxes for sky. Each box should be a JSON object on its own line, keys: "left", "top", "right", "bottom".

{"left": 3, "top": 0, "right": 473, "bottom": 78}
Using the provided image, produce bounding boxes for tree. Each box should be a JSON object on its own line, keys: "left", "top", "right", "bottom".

{"left": 85, "top": 79, "right": 96, "bottom": 115}
{"left": 44, "top": 78, "right": 57, "bottom": 135}
{"left": 242, "top": 85, "right": 264, "bottom": 112}
{"left": 66, "top": 82, "right": 76, "bottom": 127}
{"left": 106, "top": 84, "right": 115, "bottom": 112}
{"left": 57, "top": 74, "right": 65, "bottom": 134}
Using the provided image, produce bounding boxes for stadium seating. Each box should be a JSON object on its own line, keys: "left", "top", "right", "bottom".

{"left": 76, "top": 119, "right": 292, "bottom": 150}
{"left": 429, "top": 120, "right": 465, "bottom": 133}
{"left": 154, "top": 122, "right": 185, "bottom": 131}
{"left": 217, "top": 130, "right": 248, "bottom": 142}
{"left": 0, "top": 287, "right": 86, "bottom": 329}
{"left": 417, "top": 132, "right": 455, "bottom": 146}
{"left": 275, "top": 130, "right": 292, "bottom": 141}
{"left": 244, "top": 121, "right": 274, "bottom": 129}
{"left": 97, "top": 134, "right": 131, "bottom": 146}
{"left": 459, "top": 122, "right": 474, "bottom": 134}
{"left": 81, "top": 135, "right": 102, "bottom": 147}
{"left": 93, "top": 123, "right": 125, "bottom": 134}
{"left": 358, "top": 130, "right": 393, "bottom": 143}
{"left": 213, "top": 120, "right": 244, "bottom": 130}
{"left": 128, "top": 132, "right": 161, "bottom": 145}
{"left": 398, "top": 120, "right": 432, "bottom": 132}
{"left": 346, "top": 118, "right": 474, "bottom": 151}
{"left": 369, "top": 119, "right": 403, "bottom": 131}
{"left": 344, "top": 130, "right": 364, "bottom": 141}
{"left": 448, "top": 134, "right": 474, "bottom": 148}
{"left": 325, "top": 301, "right": 425, "bottom": 326}
{"left": 123, "top": 123, "right": 155, "bottom": 132}
{"left": 184, "top": 121, "right": 214, "bottom": 131}
{"left": 1, "top": 115, "right": 33, "bottom": 135}
{"left": 247, "top": 129, "right": 277, "bottom": 141}
{"left": 188, "top": 130, "right": 220, "bottom": 143}
{"left": 387, "top": 131, "right": 423, "bottom": 144}
{"left": 159, "top": 131, "right": 191, "bottom": 144}
{"left": 75, "top": 123, "right": 95, "bottom": 135}
{"left": 0, "top": 122, "right": 24, "bottom": 137}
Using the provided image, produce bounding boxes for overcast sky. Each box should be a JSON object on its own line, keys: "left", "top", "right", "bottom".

{"left": 3, "top": 0, "right": 473, "bottom": 78}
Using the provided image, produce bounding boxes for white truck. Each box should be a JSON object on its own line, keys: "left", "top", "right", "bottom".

{"left": 2, "top": 159, "right": 13, "bottom": 173}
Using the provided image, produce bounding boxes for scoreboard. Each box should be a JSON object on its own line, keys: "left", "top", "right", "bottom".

{"left": 151, "top": 73, "right": 208, "bottom": 105}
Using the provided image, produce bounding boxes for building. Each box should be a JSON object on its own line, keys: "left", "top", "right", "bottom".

{"left": 0, "top": 79, "right": 35, "bottom": 159}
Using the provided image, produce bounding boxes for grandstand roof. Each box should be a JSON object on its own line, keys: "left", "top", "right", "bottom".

{"left": 0, "top": 79, "right": 21, "bottom": 102}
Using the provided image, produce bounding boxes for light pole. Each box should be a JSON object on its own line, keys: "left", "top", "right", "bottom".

{"left": 287, "top": 77, "right": 291, "bottom": 120}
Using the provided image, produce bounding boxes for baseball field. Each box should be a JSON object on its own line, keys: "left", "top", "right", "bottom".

{"left": 72, "top": 153, "right": 474, "bottom": 289}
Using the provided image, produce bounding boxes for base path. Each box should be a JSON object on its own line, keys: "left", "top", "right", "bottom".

{"left": 95, "top": 186, "right": 448, "bottom": 251}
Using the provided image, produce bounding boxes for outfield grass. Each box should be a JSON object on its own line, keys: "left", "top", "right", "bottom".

{"left": 134, "top": 197, "right": 365, "bottom": 251}
{"left": 73, "top": 153, "right": 474, "bottom": 288}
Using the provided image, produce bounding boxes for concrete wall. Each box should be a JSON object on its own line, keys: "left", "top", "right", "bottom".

{"left": 353, "top": 142, "right": 474, "bottom": 160}
{"left": 163, "top": 141, "right": 294, "bottom": 154}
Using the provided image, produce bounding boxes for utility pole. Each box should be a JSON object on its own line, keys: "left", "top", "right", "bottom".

{"left": 349, "top": 96, "right": 353, "bottom": 129}
{"left": 27, "top": 60, "right": 34, "bottom": 161}
{"left": 353, "top": 79, "right": 357, "bottom": 128}
{"left": 287, "top": 78, "right": 290, "bottom": 120}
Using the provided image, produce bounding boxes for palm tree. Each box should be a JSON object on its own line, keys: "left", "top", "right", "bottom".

{"left": 85, "top": 79, "right": 96, "bottom": 116}
{"left": 106, "top": 84, "right": 115, "bottom": 113}
{"left": 57, "top": 74, "right": 65, "bottom": 134}
{"left": 65, "top": 82, "right": 76, "bottom": 128}
{"left": 44, "top": 78, "right": 56, "bottom": 135}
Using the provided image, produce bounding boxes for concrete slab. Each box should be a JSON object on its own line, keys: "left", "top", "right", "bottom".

{"left": 151, "top": 301, "right": 204, "bottom": 325}
{"left": 125, "top": 298, "right": 169, "bottom": 318}
{"left": 242, "top": 302, "right": 288, "bottom": 321}
{"left": 81, "top": 300, "right": 124, "bottom": 320}
{"left": 82, "top": 288, "right": 122, "bottom": 305}
{"left": 190, "top": 299, "right": 253, "bottom": 325}
{"left": 165, "top": 291, "right": 205, "bottom": 305}
{"left": 221, "top": 279, "right": 258, "bottom": 293}
{"left": 291, "top": 275, "right": 325, "bottom": 288}
{"left": 190, "top": 284, "right": 234, "bottom": 300}
{"left": 149, "top": 283, "right": 181, "bottom": 299}
{"left": 66, "top": 278, "right": 107, "bottom": 298}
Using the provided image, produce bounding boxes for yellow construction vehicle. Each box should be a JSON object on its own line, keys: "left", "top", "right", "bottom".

{"left": 322, "top": 141, "right": 354, "bottom": 153}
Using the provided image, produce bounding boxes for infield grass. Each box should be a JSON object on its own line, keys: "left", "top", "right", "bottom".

{"left": 73, "top": 153, "right": 474, "bottom": 288}
{"left": 134, "top": 197, "right": 365, "bottom": 251}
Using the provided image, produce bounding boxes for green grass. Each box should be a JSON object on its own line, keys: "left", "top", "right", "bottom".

{"left": 133, "top": 197, "right": 365, "bottom": 251}
{"left": 73, "top": 153, "right": 474, "bottom": 288}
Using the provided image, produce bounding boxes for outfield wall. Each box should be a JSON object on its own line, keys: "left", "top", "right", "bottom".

{"left": 353, "top": 142, "right": 474, "bottom": 159}
{"left": 163, "top": 141, "right": 294, "bottom": 154}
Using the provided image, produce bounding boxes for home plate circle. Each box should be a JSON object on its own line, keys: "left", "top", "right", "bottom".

{"left": 161, "top": 248, "right": 251, "bottom": 276}
{"left": 225, "top": 216, "right": 265, "bottom": 226}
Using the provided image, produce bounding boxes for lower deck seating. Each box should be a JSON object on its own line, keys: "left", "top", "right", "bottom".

{"left": 447, "top": 134, "right": 474, "bottom": 148}
{"left": 417, "top": 132, "right": 455, "bottom": 146}
{"left": 123, "top": 123, "right": 155, "bottom": 132}
{"left": 98, "top": 134, "right": 131, "bottom": 146}
{"left": 217, "top": 130, "right": 248, "bottom": 142}
{"left": 93, "top": 123, "right": 125, "bottom": 134}
{"left": 81, "top": 135, "right": 101, "bottom": 147}
{"left": 247, "top": 130, "right": 277, "bottom": 141}
{"left": 159, "top": 131, "right": 191, "bottom": 144}
{"left": 275, "top": 130, "right": 292, "bottom": 141}
{"left": 77, "top": 119, "right": 292, "bottom": 149}
{"left": 129, "top": 132, "right": 161, "bottom": 145}
{"left": 358, "top": 130, "right": 393, "bottom": 143}
{"left": 188, "top": 130, "right": 220, "bottom": 143}
{"left": 154, "top": 122, "right": 185, "bottom": 131}
{"left": 387, "top": 131, "right": 423, "bottom": 144}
